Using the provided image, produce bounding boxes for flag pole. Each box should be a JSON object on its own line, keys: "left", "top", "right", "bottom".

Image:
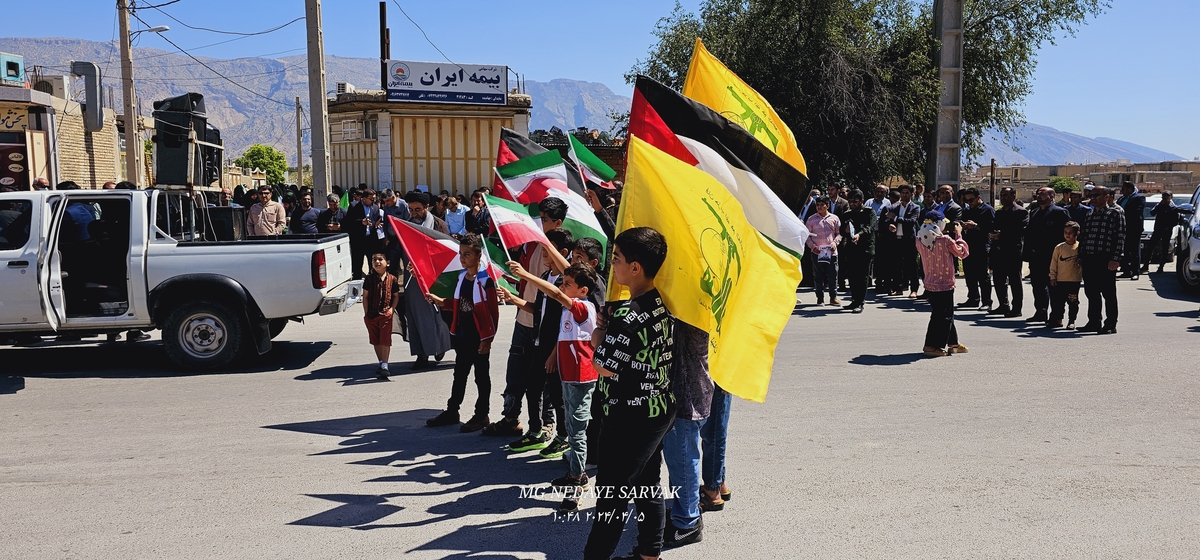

{"left": 488, "top": 169, "right": 512, "bottom": 256}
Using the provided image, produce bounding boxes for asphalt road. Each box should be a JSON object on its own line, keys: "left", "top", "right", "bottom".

{"left": 2, "top": 268, "right": 1199, "bottom": 559}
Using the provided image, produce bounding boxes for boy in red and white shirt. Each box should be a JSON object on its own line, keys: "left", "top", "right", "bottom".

{"left": 501, "top": 260, "right": 600, "bottom": 513}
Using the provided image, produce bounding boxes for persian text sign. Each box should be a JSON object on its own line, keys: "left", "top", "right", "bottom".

{"left": 386, "top": 60, "right": 507, "bottom": 105}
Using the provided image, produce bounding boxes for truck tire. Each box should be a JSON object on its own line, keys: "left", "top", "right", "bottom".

{"left": 1177, "top": 249, "right": 1200, "bottom": 294}
{"left": 268, "top": 318, "right": 288, "bottom": 340}
{"left": 163, "top": 300, "right": 245, "bottom": 370}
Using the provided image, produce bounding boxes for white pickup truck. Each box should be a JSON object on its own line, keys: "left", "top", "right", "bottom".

{"left": 0, "top": 188, "right": 361, "bottom": 370}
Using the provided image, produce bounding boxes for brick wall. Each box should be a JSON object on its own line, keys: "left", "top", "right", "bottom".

{"left": 54, "top": 100, "right": 120, "bottom": 189}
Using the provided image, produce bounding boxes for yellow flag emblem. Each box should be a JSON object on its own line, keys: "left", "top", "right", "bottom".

{"left": 611, "top": 136, "right": 802, "bottom": 402}
{"left": 682, "top": 38, "right": 808, "bottom": 177}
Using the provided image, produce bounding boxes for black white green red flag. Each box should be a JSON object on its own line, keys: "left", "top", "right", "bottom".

{"left": 567, "top": 134, "right": 617, "bottom": 188}
{"left": 387, "top": 216, "right": 513, "bottom": 298}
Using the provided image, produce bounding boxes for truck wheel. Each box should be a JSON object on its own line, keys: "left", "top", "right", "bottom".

{"left": 268, "top": 318, "right": 288, "bottom": 340}
{"left": 163, "top": 300, "right": 245, "bottom": 370}
{"left": 1177, "top": 249, "right": 1200, "bottom": 294}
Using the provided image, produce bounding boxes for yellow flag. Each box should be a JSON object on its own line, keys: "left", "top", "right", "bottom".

{"left": 682, "top": 38, "right": 808, "bottom": 177}
{"left": 610, "top": 136, "right": 802, "bottom": 403}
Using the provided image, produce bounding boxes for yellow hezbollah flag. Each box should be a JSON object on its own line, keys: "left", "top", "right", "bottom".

{"left": 682, "top": 38, "right": 808, "bottom": 177}
{"left": 610, "top": 136, "right": 802, "bottom": 402}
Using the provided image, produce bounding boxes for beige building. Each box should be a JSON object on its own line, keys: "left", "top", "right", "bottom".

{"left": 0, "top": 86, "right": 121, "bottom": 190}
{"left": 326, "top": 89, "right": 531, "bottom": 196}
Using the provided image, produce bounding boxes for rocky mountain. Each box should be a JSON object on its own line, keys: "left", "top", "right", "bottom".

{"left": 1, "top": 37, "right": 1184, "bottom": 168}
{"left": 976, "top": 123, "right": 1183, "bottom": 166}
{"left": 0, "top": 37, "right": 627, "bottom": 162}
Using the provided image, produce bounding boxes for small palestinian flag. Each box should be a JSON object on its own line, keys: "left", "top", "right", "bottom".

{"left": 493, "top": 151, "right": 571, "bottom": 204}
{"left": 490, "top": 169, "right": 608, "bottom": 255}
{"left": 493, "top": 127, "right": 588, "bottom": 196}
{"left": 387, "top": 216, "right": 512, "bottom": 298}
{"left": 567, "top": 133, "right": 617, "bottom": 189}
{"left": 484, "top": 194, "right": 551, "bottom": 251}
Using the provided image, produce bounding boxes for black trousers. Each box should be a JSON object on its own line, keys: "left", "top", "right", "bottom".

{"left": 522, "top": 346, "right": 552, "bottom": 433}
{"left": 992, "top": 254, "right": 1023, "bottom": 311}
{"left": 923, "top": 290, "right": 959, "bottom": 349}
{"left": 896, "top": 240, "right": 920, "bottom": 292}
{"left": 1050, "top": 281, "right": 1081, "bottom": 324}
{"left": 1145, "top": 231, "right": 1171, "bottom": 269}
{"left": 501, "top": 324, "right": 535, "bottom": 422}
{"left": 350, "top": 237, "right": 383, "bottom": 280}
{"left": 963, "top": 250, "right": 992, "bottom": 304}
{"left": 584, "top": 409, "right": 676, "bottom": 560}
{"left": 1083, "top": 258, "right": 1119, "bottom": 327}
{"left": 1029, "top": 259, "right": 1051, "bottom": 314}
{"left": 447, "top": 334, "right": 490, "bottom": 417}
{"left": 843, "top": 252, "right": 871, "bottom": 305}
{"left": 544, "top": 370, "right": 566, "bottom": 438}
{"left": 1122, "top": 232, "right": 1142, "bottom": 274}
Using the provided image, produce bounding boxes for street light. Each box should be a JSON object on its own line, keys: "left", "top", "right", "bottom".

{"left": 131, "top": 25, "right": 171, "bottom": 36}
{"left": 118, "top": 0, "right": 168, "bottom": 188}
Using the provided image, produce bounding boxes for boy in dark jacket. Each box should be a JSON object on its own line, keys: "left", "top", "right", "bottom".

{"left": 425, "top": 234, "right": 499, "bottom": 433}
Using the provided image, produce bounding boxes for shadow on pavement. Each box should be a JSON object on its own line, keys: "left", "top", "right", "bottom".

{"left": 1147, "top": 271, "right": 1198, "bottom": 303}
{"left": 1154, "top": 309, "right": 1200, "bottom": 319}
{"left": 1, "top": 375, "right": 24, "bottom": 394}
{"left": 849, "top": 353, "right": 928, "bottom": 366}
{"left": 297, "top": 360, "right": 455, "bottom": 385}
{"left": 0, "top": 340, "right": 331, "bottom": 378}
{"left": 265, "top": 409, "right": 585, "bottom": 558}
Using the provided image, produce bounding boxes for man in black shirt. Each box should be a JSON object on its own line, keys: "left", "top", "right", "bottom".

{"left": 1145, "top": 191, "right": 1180, "bottom": 274}
{"left": 316, "top": 194, "right": 346, "bottom": 233}
{"left": 1117, "top": 181, "right": 1146, "bottom": 279}
{"left": 839, "top": 189, "right": 876, "bottom": 313}
{"left": 1022, "top": 187, "right": 1071, "bottom": 323}
{"left": 987, "top": 188, "right": 1029, "bottom": 317}
{"left": 959, "top": 187, "right": 995, "bottom": 309}
{"left": 289, "top": 192, "right": 321, "bottom": 234}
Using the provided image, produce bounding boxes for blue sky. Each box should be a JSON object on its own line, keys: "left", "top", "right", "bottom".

{"left": 6, "top": 0, "right": 1198, "bottom": 158}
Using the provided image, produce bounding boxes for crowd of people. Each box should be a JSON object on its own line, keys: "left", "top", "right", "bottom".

{"left": 799, "top": 180, "right": 1178, "bottom": 355}
{"left": 354, "top": 180, "right": 726, "bottom": 560}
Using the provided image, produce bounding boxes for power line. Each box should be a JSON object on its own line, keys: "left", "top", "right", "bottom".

{"left": 137, "top": 0, "right": 183, "bottom": 8}
{"left": 146, "top": 7, "right": 305, "bottom": 37}
{"left": 390, "top": 0, "right": 457, "bottom": 66}
{"left": 129, "top": 10, "right": 291, "bottom": 106}
{"left": 135, "top": 62, "right": 306, "bottom": 82}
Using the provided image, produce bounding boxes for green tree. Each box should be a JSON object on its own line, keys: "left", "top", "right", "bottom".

{"left": 1048, "top": 176, "right": 1081, "bottom": 194}
{"left": 235, "top": 144, "right": 288, "bottom": 185}
{"left": 632, "top": 0, "right": 1107, "bottom": 188}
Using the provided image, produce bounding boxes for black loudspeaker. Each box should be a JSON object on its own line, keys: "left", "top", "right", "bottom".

{"left": 152, "top": 93, "right": 220, "bottom": 187}
{"left": 202, "top": 206, "right": 246, "bottom": 241}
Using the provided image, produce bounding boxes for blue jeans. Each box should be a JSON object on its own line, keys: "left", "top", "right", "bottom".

{"left": 813, "top": 254, "right": 839, "bottom": 301}
{"left": 562, "top": 381, "right": 594, "bottom": 477}
{"left": 663, "top": 417, "right": 706, "bottom": 529}
{"left": 701, "top": 384, "right": 732, "bottom": 492}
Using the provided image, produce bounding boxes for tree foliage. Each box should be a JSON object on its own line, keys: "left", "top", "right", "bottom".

{"left": 235, "top": 144, "right": 288, "bottom": 185}
{"left": 1048, "top": 176, "right": 1081, "bottom": 194}
{"left": 631, "top": 0, "right": 1107, "bottom": 189}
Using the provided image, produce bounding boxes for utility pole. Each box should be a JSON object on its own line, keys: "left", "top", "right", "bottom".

{"left": 927, "top": 0, "right": 964, "bottom": 192}
{"left": 305, "top": 0, "right": 331, "bottom": 200}
{"left": 380, "top": 2, "right": 390, "bottom": 89}
{"left": 989, "top": 158, "right": 997, "bottom": 204}
{"left": 118, "top": 0, "right": 140, "bottom": 186}
{"left": 295, "top": 96, "right": 303, "bottom": 185}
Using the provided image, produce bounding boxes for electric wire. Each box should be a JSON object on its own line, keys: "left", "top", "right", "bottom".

{"left": 390, "top": 0, "right": 458, "bottom": 66}
{"left": 146, "top": 7, "right": 304, "bottom": 37}
{"left": 129, "top": 10, "right": 291, "bottom": 106}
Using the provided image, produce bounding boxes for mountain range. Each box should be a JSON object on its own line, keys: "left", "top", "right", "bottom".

{"left": 0, "top": 37, "right": 1186, "bottom": 168}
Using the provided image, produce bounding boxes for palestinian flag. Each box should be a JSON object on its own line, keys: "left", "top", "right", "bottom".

{"left": 493, "top": 127, "right": 587, "bottom": 196}
{"left": 492, "top": 151, "right": 571, "bottom": 204}
{"left": 493, "top": 156, "right": 608, "bottom": 254}
{"left": 567, "top": 134, "right": 617, "bottom": 189}
{"left": 630, "top": 76, "right": 809, "bottom": 260}
{"left": 484, "top": 194, "right": 550, "bottom": 251}
{"left": 387, "top": 216, "right": 512, "bottom": 298}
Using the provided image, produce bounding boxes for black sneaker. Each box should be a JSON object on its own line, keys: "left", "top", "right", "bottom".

{"left": 986, "top": 306, "right": 1011, "bottom": 316}
{"left": 508, "top": 430, "right": 551, "bottom": 452}
{"left": 551, "top": 473, "right": 589, "bottom": 489}
{"left": 664, "top": 516, "right": 704, "bottom": 549}
{"left": 425, "top": 410, "right": 460, "bottom": 427}
{"left": 558, "top": 496, "right": 580, "bottom": 514}
{"left": 956, "top": 299, "right": 980, "bottom": 308}
{"left": 540, "top": 439, "right": 570, "bottom": 459}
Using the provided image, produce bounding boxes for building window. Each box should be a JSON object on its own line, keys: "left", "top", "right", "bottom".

{"left": 339, "top": 120, "right": 361, "bottom": 141}
{"left": 364, "top": 119, "right": 378, "bottom": 140}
